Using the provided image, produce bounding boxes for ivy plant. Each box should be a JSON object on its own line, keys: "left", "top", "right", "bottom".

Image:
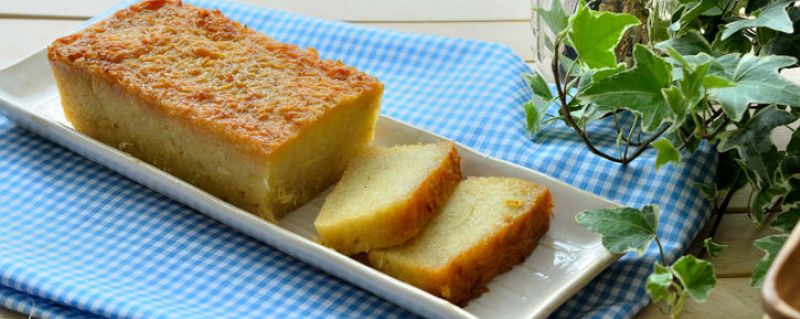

{"left": 577, "top": 206, "right": 717, "bottom": 318}
{"left": 528, "top": 0, "right": 800, "bottom": 316}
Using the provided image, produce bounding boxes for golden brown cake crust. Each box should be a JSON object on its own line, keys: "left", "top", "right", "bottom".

{"left": 388, "top": 143, "right": 463, "bottom": 247}
{"left": 370, "top": 184, "right": 553, "bottom": 306}
{"left": 435, "top": 189, "right": 552, "bottom": 305}
{"left": 47, "top": 0, "right": 382, "bottom": 157}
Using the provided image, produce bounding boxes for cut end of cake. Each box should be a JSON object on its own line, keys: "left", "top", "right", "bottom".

{"left": 367, "top": 176, "right": 552, "bottom": 305}
{"left": 314, "top": 141, "right": 462, "bottom": 255}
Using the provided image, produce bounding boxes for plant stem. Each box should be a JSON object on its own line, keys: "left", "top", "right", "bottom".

{"left": 676, "top": 127, "right": 692, "bottom": 151}
{"left": 624, "top": 116, "right": 639, "bottom": 159}
{"left": 563, "top": 59, "right": 578, "bottom": 95}
{"left": 623, "top": 125, "right": 669, "bottom": 159}
{"left": 552, "top": 41, "right": 668, "bottom": 164}
{"left": 708, "top": 170, "right": 741, "bottom": 240}
{"left": 704, "top": 116, "right": 730, "bottom": 140}
{"left": 692, "top": 113, "right": 704, "bottom": 138}
{"left": 621, "top": 134, "right": 645, "bottom": 147}
{"left": 674, "top": 291, "right": 687, "bottom": 319}
{"left": 616, "top": 110, "right": 646, "bottom": 146}
{"left": 667, "top": 281, "right": 686, "bottom": 319}
{"left": 637, "top": 125, "right": 643, "bottom": 144}
{"left": 655, "top": 236, "right": 667, "bottom": 266}
{"left": 552, "top": 42, "right": 631, "bottom": 163}
{"left": 613, "top": 112, "right": 624, "bottom": 154}
{"left": 702, "top": 105, "right": 708, "bottom": 134}
{"left": 707, "top": 106, "right": 721, "bottom": 123}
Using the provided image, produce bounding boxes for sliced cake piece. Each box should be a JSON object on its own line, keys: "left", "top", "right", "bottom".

{"left": 367, "top": 176, "right": 552, "bottom": 305}
{"left": 314, "top": 142, "right": 462, "bottom": 255}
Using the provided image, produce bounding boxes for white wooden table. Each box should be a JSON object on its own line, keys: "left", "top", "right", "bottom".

{"left": 0, "top": 1, "right": 782, "bottom": 318}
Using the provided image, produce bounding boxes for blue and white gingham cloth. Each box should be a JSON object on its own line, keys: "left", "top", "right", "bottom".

{"left": 0, "top": 0, "right": 717, "bottom": 318}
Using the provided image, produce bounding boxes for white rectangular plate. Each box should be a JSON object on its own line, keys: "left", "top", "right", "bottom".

{"left": 0, "top": 49, "right": 620, "bottom": 319}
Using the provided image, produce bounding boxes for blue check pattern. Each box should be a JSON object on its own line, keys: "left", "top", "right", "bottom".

{"left": 0, "top": 0, "right": 717, "bottom": 318}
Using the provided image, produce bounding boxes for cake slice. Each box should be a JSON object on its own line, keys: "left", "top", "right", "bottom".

{"left": 314, "top": 142, "right": 462, "bottom": 255}
{"left": 47, "top": 0, "right": 383, "bottom": 222}
{"left": 367, "top": 177, "right": 552, "bottom": 305}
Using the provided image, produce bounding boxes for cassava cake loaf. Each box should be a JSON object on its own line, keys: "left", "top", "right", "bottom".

{"left": 47, "top": 0, "right": 383, "bottom": 222}
{"left": 314, "top": 142, "right": 462, "bottom": 255}
{"left": 368, "top": 177, "right": 552, "bottom": 305}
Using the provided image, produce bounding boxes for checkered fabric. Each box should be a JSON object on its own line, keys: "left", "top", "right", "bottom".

{"left": 0, "top": 0, "right": 718, "bottom": 318}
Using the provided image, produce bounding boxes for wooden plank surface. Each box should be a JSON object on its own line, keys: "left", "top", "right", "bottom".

{"left": 0, "top": 0, "right": 530, "bottom": 22}
{"left": 0, "top": 20, "right": 533, "bottom": 68}
{"left": 636, "top": 278, "right": 764, "bottom": 319}
{"left": 0, "top": 309, "right": 23, "bottom": 319}
{"left": 0, "top": 0, "right": 784, "bottom": 318}
{"left": 0, "top": 19, "right": 83, "bottom": 68}
{"left": 707, "top": 213, "right": 780, "bottom": 277}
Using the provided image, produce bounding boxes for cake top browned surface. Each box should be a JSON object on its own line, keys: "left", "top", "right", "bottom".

{"left": 48, "top": 0, "right": 382, "bottom": 156}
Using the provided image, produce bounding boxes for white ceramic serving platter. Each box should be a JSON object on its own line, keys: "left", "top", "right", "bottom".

{"left": 0, "top": 48, "right": 621, "bottom": 319}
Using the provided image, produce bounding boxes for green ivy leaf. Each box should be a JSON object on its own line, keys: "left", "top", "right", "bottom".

{"left": 570, "top": 103, "right": 606, "bottom": 125}
{"left": 781, "top": 159, "right": 800, "bottom": 186}
{"left": 700, "top": 0, "right": 733, "bottom": 16}
{"left": 666, "top": 49, "right": 723, "bottom": 106}
{"left": 523, "top": 97, "right": 553, "bottom": 137}
{"left": 695, "top": 182, "right": 717, "bottom": 201}
{"left": 789, "top": 127, "right": 800, "bottom": 154}
{"left": 751, "top": 183, "right": 790, "bottom": 225}
{"left": 647, "top": 263, "right": 674, "bottom": 302}
{"left": 708, "top": 54, "right": 800, "bottom": 121}
{"left": 717, "top": 150, "right": 748, "bottom": 192}
{"left": 772, "top": 178, "right": 800, "bottom": 232}
{"left": 575, "top": 205, "right": 659, "bottom": 256}
{"left": 568, "top": 1, "right": 641, "bottom": 69}
{"left": 575, "top": 66, "right": 626, "bottom": 116}
{"left": 533, "top": 0, "right": 569, "bottom": 36}
{"left": 712, "top": 29, "right": 753, "bottom": 54}
{"left": 652, "top": 138, "right": 682, "bottom": 169}
{"left": 762, "top": 7, "right": 800, "bottom": 62}
{"left": 752, "top": 234, "right": 789, "bottom": 287}
{"left": 722, "top": 1, "right": 794, "bottom": 40}
{"left": 703, "top": 75, "right": 735, "bottom": 88}
{"left": 771, "top": 207, "right": 800, "bottom": 232}
{"left": 675, "top": 52, "right": 729, "bottom": 77}
{"left": 734, "top": 158, "right": 761, "bottom": 189}
{"left": 591, "top": 64, "right": 627, "bottom": 83}
{"left": 677, "top": 0, "right": 723, "bottom": 32}
{"left": 762, "top": 33, "right": 800, "bottom": 61}
{"left": 523, "top": 73, "right": 555, "bottom": 137}
{"left": 581, "top": 45, "right": 674, "bottom": 132}
{"left": 525, "top": 73, "right": 553, "bottom": 100}
{"left": 648, "top": 0, "right": 674, "bottom": 43}
{"left": 681, "top": 61, "right": 712, "bottom": 109}
{"left": 656, "top": 30, "right": 712, "bottom": 55}
{"left": 707, "top": 110, "right": 731, "bottom": 137}
{"left": 785, "top": 180, "right": 800, "bottom": 203}
{"left": 746, "top": 0, "right": 771, "bottom": 14}
{"left": 671, "top": 255, "right": 717, "bottom": 302}
{"left": 704, "top": 238, "right": 728, "bottom": 257}
{"left": 523, "top": 101, "right": 542, "bottom": 137}
{"left": 662, "top": 86, "right": 687, "bottom": 126}
{"left": 717, "top": 106, "right": 796, "bottom": 185}
{"left": 667, "top": 6, "right": 683, "bottom": 33}
{"left": 779, "top": 130, "right": 800, "bottom": 180}
{"left": 702, "top": 53, "right": 741, "bottom": 77}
